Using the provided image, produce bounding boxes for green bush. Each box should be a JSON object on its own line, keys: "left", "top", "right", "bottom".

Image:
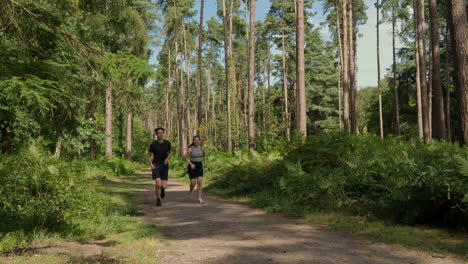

{"left": 96, "top": 156, "right": 136, "bottom": 175}
{"left": 0, "top": 145, "right": 137, "bottom": 251}
{"left": 209, "top": 133, "right": 468, "bottom": 230}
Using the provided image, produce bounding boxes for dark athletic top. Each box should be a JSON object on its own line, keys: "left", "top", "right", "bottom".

{"left": 148, "top": 140, "right": 171, "bottom": 164}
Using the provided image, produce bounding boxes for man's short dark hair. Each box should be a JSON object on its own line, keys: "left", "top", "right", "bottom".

{"left": 155, "top": 127, "right": 165, "bottom": 133}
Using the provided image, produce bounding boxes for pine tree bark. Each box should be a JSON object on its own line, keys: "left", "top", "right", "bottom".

{"left": 448, "top": 0, "right": 468, "bottom": 145}
{"left": 205, "top": 60, "right": 211, "bottom": 124}
{"left": 445, "top": 25, "right": 452, "bottom": 142}
{"left": 296, "top": 0, "right": 307, "bottom": 139}
{"left": 415, "top": 0, "right": 431, "bottom": 143}
{"left": 166, "top": 46, "right": 172, "bottom": 136}
{"left": 348, "top": 0, "right": 358, "bottom": 133}
{"left": 342, "top": 0, "right": 350, "bottom": 133}
{"left": 430, "top": 0, "right": 446, "bottom": 140}
{"left": 182, "top": 23, "right": 193, "bottom": 138}
{"left": 222, "top": 0, "right": 233, "bottom": 152}
{"left": 105, "top": 82, "right": 113, "bottom": 156}
{"left": 244, "top": 1, "right": 249, "bottom": 130}
{"left": 177, "top": 67, "right": 187, "bottom": 156}
{"left": 262, "top": 61, "right": 267, "bottom": 126}
{"left": 174, "top": 1, "right": 186, "bottom": 156}
{"left": 428, "top": 48, "right": 433, "bottom": 138}
{"left": 335, "top": 0, "right": 343, "bottom": 130}
{"left": 414, "top": 0, "right": 423, "bottom": 139}
{"left": 377, "top": 0, "right": 384, "bottom": 139}
{"left": 1, "top": 125, "right": 11, "bottom": 154}
{"left": 281, "top": 21, "right": 291, "bottom": 141}
{"left": 54, "top": 135, "right": 62, "bottom": 158}
{"left": 126, "top": 112, "right": 132, "bottom": 160}
{"left": 392, "top": 7, "right": 401, "bottom": 136}
{"left": 248, "top": 0, "right": 256, "bottom": 149}
{"left": 196, "top": 0, "right": 204, "bottom": 129}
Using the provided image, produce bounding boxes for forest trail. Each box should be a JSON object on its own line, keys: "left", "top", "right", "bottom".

{"left": 133, "top": 171, "right": 462, "bottom": 264}
{"left": 3, "top": 172, "right": 462, "bottom": 264}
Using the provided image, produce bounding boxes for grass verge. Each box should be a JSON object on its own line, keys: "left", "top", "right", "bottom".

{"left": 1, "top": 173, "right": 164, "bottom": 264}
{"left": 204, "top": 185, "right": 468, "bottom": 262}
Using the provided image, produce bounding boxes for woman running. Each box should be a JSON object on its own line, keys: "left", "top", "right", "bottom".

{"left": 186, "top": 135, "right": 207, "bottom": 204}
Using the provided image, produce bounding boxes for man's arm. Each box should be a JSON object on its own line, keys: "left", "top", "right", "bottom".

{"left": 164, "top": 142, "right": 172, "bottom": 165}
{"left": 165, "top": 150, "right": 172, "bottom": 165}
{"left": 148, "top": 152, "right": 155, "bottom": 170}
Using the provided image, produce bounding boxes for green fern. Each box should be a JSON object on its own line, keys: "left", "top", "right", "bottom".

{"left": 454, "top": 155, "right": 468, "bottom": 177}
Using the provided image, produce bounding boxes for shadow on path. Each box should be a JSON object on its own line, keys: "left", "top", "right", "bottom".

{"left": 131, "top": 171, "right": 462, "bottom": 264}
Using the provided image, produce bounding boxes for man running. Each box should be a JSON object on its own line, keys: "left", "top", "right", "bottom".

{"left": 148, "top": 127, "right": 172, "bottom": 207}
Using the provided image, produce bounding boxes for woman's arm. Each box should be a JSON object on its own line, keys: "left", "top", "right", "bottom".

{"left": 186, "top": 148, "right": 194, "bottom": 166}
{"left": 203, "top": 147, "right": 207, "bottom": 167}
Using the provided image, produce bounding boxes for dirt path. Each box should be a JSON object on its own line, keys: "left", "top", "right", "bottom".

{"left": 134, "top": 172, "right": 462, "bottom": 264}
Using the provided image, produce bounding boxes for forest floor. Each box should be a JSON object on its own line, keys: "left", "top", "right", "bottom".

{"left": 1, "top": 171, "right": 465, "bottom": 264}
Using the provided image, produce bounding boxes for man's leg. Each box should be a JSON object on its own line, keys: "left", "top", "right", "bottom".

{"left": 155, "top": 178, "right": 162, "bottom": 206}
{"left": 160, "top": 166, "right": 169, "bottom": 198}
{"left": 155, "top": 178, "right": 162, "bottom": 199}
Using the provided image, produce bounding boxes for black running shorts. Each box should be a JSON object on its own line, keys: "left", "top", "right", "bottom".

{"left": 152, "top": 164, "right": 169, "bottom": 180}
{"left": 187, "top": 161, "right": 203, "bottom": 179}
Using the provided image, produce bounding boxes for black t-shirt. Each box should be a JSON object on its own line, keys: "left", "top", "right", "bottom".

{"left": 148, "top": 140, "right": 171, "bottom": 164}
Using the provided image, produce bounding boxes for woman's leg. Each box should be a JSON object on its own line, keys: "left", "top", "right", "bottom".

{"left": 197, "top": 176, "right": 203, "bottom": 200}
{"left": 190, "top": 178, "right": 196, "bottom": 192}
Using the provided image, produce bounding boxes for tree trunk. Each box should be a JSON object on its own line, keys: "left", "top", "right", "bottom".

{"left": 196, "top": 0, "right": 204, "bottom": 129}
{"left": 349, "top": 0, "right": 358, "bottom": 133}
{"left": 445, "top": 25, "right": 452, "bottom": 142}
{"left": 118, "top": 112, "right": 124, "bottom": 157}
{"left": 1, "top": 126, "right": 12, "bottom": 154}
{"left": 177, "top": 68, "right": 187, "bottom": 156}
{"left": 335, "top": 0, "right": 343, "bottom": 130}
{"left": 222, "top": 0, "right": 232, "bottom": 152}
{"left": 126, "top": 112, "right": 132, "bottom": 160}
{"left": 166, "top": 46, "right": 172, "bottom": 136}
{"left": 206, "top": 60, "right": 211, "bottom": 124}
{"left": 244, "top": 0, "right": 249, "bottom": 130}
{"left": 182, "top": 24, "right": 193, "bottom": 138}
{"left": 248, "top": 0, "right": 256, "bottom": 150}
{"left": 296, "top": 0, "right": 307, "bottom": 140}
{"left": 448, "top": 0, "right": 468, "bottom": 145}
{"left": 227, "top": 0, "right": 240, "bottom": 150}
{"left": 392, "top": 8, "right": 401, "bottom": 137}
{"left": 377, "top": 0, "right": 383, "bottom": 139}
{"left": 180, "top": 55, "right": 188, "bottom": 144}
{"left": 211, "top": 81, "right": 216, "bottom": 136}
{"left": 173, "top": 2, "right": 187, "bottom": 156}
{"left": 267, "top": 36, "right": 272, "bottom": 128}
{"left": 262, "top": 61, "right": 267, "bottom": 127}
{"left": 415, "top": 0, "right": 431, "bottom": 143}
{"left": 353, "top": 34, "right": 359, "bottom": 131}
{"left": 342, "top": 0, "right": 350, "bottom": 133}
{"left": 413, "top": 0, "right": 423, "bottom": 139}
{"left": 54, "top": 135, "right": 62, "bottom": 158}
{"left": 429, "top": 48, "right": 433, "bottom": 138}
{"left": 105, "top": 82, "right": 113, "bottom": 156}
{"left": 281, "top": 22, "right": 291, "bottom": 141}
{"left": 430, "top": 1, "right": 446, "bottom": 140}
